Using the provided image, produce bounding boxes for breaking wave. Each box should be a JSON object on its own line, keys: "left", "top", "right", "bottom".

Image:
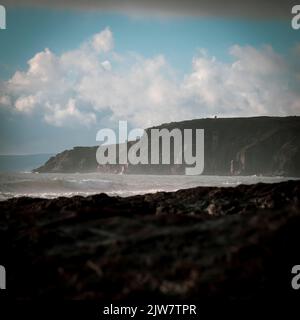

{"left": 0, "top": 172, "right": 297, "bottom": 201}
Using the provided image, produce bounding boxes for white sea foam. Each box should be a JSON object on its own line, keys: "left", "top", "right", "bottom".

{"left": 0, "top": 172, "right": 298, "bottom": 201}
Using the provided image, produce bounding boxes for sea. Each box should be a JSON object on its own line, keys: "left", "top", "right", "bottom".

{"left": 0, "top": 172, "right": 298, "bottom": 201}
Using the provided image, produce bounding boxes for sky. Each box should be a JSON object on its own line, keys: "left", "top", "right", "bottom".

{"left": 0, "top": 1, "right": 299, "bottom": 154}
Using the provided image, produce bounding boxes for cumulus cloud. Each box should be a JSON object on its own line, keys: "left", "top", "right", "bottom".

{"left": 0, "top": 95, "right": 11, "bottom": 106}
{"left": 92, "top": 27, "right": 114, "bottom": 53}
{"left": 1, "top": 27, "right": 300, "bottom": 128}
{"left": 44, "top": 99, "right": 96, "bottom": 126}
{"left": 15, "top": 95, "right": 38, "bottom": 113}
{"left": 181, "top": 45, "right": 300, "bottom": 117}
{"left": 2, "top": 0, "right": 295, "bottom": 19}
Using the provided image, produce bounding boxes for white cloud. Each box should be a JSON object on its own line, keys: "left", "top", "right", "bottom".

{"left": 44, "top": 99, "right": 96, "bottom": 127}
{"left": 181, "top": 46, "right": 300, "bottom": 117}
{"left": 101, "top": 60, "right": 112, "bottom": 71}
{"left": 92, "top": 27, "right": 114, "bottom": 53}
{"left": 0, "top": 95, "right": 11, "bottom": 107}
{"left": 1, "top": 28, "right": 300, "bottom": 129}
{"left": 15, "top": 95, "right": 38, "bottom": 113}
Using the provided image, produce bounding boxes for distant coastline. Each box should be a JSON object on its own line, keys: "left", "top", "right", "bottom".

{"left": 34, "top": 116, "right": 300, "bottom": 177}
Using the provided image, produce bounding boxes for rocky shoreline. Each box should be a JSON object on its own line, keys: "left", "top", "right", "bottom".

{"left": 1, "top": 180, "right": 300, "bottom": 301}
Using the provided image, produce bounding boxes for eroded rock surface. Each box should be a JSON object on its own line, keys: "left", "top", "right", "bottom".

{"left": 0, "top": 180, "right": 299, "bottom": 301}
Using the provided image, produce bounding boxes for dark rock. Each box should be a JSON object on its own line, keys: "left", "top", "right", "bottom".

{"left": 1, "top": 180, "right": 300, "bottom": 301}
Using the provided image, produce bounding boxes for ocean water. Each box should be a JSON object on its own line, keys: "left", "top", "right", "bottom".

{"left": 0, "top": 172, "right": 298, "bottom": 201}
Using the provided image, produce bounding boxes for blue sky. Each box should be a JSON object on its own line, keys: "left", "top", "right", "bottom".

{"left": 0, "top": 6, "right": 299, "bottom": 154}
{"left": 0, "top": 8, "right": 299, "bottom": 78}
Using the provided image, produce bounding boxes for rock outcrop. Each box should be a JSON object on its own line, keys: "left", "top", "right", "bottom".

{"left": 34, "top": 116, "right": 300, "bottom": 176}
{"left": 1, "top": 180, "right": 300, "bottom": 301}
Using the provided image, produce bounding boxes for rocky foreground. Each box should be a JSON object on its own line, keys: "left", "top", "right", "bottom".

{"left": 1, "top": 180, "right": 300, "bottom": 301}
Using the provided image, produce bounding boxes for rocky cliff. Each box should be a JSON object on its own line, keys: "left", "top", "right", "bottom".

{"left": 34, "top": 116, "right": 300, "bottom": 176}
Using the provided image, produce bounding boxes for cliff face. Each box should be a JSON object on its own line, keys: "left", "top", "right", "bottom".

{"left": 34, "top": 117, "right": 300, "bottom": 176}
{"left": 34, "top": 146, "right": 98, "bottom": 173}
{"left": 153, "top": 116, "right": 300, "bottom": 176}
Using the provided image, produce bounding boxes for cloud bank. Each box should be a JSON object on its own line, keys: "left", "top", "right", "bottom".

{"left": 1, "top": 27, "right": 300, "bottom": 128}
{"left": 2, "top": 0, "right": 296, "bottom": 19}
